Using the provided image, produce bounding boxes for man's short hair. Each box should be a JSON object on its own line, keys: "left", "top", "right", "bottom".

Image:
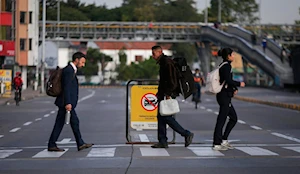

{"left": 152, "top": 45, "right": 162, "bottom": 50}
{"left": 72, "top": 52, "right": 86, "bottom": 61}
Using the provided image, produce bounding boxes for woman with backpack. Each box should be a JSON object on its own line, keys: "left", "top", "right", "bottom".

{"left": 212, "top": 48, "right": 245, "bottom": 151}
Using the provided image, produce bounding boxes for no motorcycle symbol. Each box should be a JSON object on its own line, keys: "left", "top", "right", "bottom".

{"left": 141, "top": 93, "right": 158, "bottom": 111}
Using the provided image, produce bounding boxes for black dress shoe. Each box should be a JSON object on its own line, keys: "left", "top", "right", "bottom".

{"left": 185, "top": 133, "right": 194, "bottom": 147}
{"left": 78, "top": 143, "right": 94, "bottom": 151}
{"left": 151, "top": 143, "right": 169, "bottom": 148}
{"left": 48, "top": 147, "right": 65, "bottom": 152}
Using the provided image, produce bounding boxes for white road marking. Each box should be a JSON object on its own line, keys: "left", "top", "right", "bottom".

{"left": 188, "top": 147, "right": 224, "bottom": 156}
{"left": 205, "top": 99, "right": 212, "bottom": 102}
{"left": 138, "top": 134, "right": 150, "bottom": 142}
{"left": 78, "top": 90, "right": 96, "bottom": 103}
{"left": 87, "top": 148, "right": 116, "bottom": 157}
{"left": 283, "top": 147, "right": 300, "bottom": 153}
{"left": 44, "top": 114, "right": 50, "bottom": 117}
{"left": 140, "top": 147, "right": 169, "bottom": 156}
{"left": 50, "top": 111, "right": 55, "bottom": 114}
{"left": 35, "top": 118, "right": 42, "bottom": 121}
{"left": 32, "top": 149, "right": 68, "bottom": 158}
{"left": 238, "top": 120, "right": 246, "bottom": 124}
{"left": 9, "top": 128, "right": 21, "bottom": 133}
{"left": 200, "top": 106, "right": 205, "bottom": 110}
{"left": 214, "top": 112, "right": 219, "bottom": 115}
{"left": 23, "top": 122, "right": 32, "bottom": 126}
{"left": 0, "top": 149, "right": 22, "bottom": 158}
{"left": 100, "top": 100, "right": 106, "bottom": 103}
{"left": 250, "top": 126, "right": 262, "bottom": 130}
{"left": 56, "top": 138, "right": 76, "bottom": 144}
{"left": 0, "top": 135, "right": 3, "bottom": 138}
{"left": 206, "top": 109, "right": 213, "bottom": 112}
{"left": 235, "top": 147, "right": 278, "bottom": 156}
{"left": 271, "top": 132, "right": 300, "bottom": 143}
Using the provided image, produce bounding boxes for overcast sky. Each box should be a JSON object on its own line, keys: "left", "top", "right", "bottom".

{"left": 81, "top": 0, "right": 300, "bottom": 24}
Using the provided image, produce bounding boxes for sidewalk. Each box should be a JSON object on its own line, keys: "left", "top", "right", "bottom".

{"left": 0, "top": 88, "right": 46, "bottom": 105}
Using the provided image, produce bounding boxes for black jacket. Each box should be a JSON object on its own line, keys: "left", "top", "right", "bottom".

{"left": 219, "top": 61, "right": 240, "bottom": 97}
{"left": 156, "top": 54, "right": 178, "bottom": 100}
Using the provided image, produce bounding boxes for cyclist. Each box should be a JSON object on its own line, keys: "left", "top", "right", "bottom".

{"left": 12, "top": 72, "right": 23, "bottom": 105}
{"left": 192, "top": 69, "right": 205, "bottom": 109}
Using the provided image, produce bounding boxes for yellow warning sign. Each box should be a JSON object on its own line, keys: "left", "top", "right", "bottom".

{"left": 0, "top": 70, "right": 12, "bottom": 98}
{"left": 130, "top": 85, "right": 158, "bottom": 130}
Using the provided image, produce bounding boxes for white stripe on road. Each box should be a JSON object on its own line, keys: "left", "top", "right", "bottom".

{"left": 44, "top": 114, "right": 50, "bottom": 117}
{"left": 23, "top": 122, "right": 32, "bottom": 126}
{"left": 200, "top": 106, "right": 205, "bottom": 110}
{"left": 0, "top": 135, "right": 3, "bottom": 138}
{"left": 188, "top": 147, "right": 224, "bottom": 156}
{"left": 238, "top": 120, "right": 246, "bottom": 124}
{"left": 139, "top": 134, "right": 150, "bottom": 142}
{"left": 50, "top": 111, "right": 55, "bottom": 114}
{"left": 250, "top": 126, "right": 262, "bottom": 130}
{"left": 32, "top": 149, "right": 68, "bottom": 158}
{"left": 206, "top": 109, "right": 213, "bottom": 112}
{"left": 87, "top": 148, "right": 116, "bottom": 157}
{"left": 283, "top": 147, "right": 300, "bottom": 153}
{"left": 9, "top": 128, "right": 21, "bottom": 133}
{"left": 214, "top": 112, "right": 219, "bottom": 115}
{"left": 35, "top": 118, "right": 42, "bottom": 121}
{"left": 271, "top": 132, "right": 300, "bottom": 143}
{"left": 0, "top": 149, "right": 22, "bottom": 158}
{"left": 78, "top": 90, "right": 96, "bottom": 103}
{"left": 235, "top": 147, "right": 278, "bottom": 156}
{"left": 140, "top": 147, "right": 169, "bottom": 156}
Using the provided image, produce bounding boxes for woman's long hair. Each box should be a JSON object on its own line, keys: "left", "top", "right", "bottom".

{"left": 217, "top": 48, "right": 233, "bottom": 60}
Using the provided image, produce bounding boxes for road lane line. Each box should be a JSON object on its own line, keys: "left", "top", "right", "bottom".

{"left": 138, "top": 134, "right": 150, "bottom": 142}
{"left": 23, "top": 122, "right": 32, "bottom": 126}
{"left": 50, "top": 111, "right": 55, "bottom": 114}
{"left": 206, "top": 109, "right": 213, "bottom": 112}
{"left": 0, "top": 135, "right": 3, "bottom": 138}
{"left": 78, "top": 90, "right": 96, "bottom": 103}
{"left": 200, "top": 106, "right": 205, "bottom": 110}
{"left": 35, "top": 118, "right": 42, "bottom": 121}
{"left": 9, "top": 128, "right": 21, "bottom": 133}
{"left": 32, "top": 149, "right": 68, "bottom": 158}
{"left": 214, "top": 112, "right": 219, "bottom": 115}
{"left": 0, "top": 149, "right": 22, "bottom": 158}
{"left": 238, "top": 120, "right": 246, "bottom": 124}
{"left": 44, "top": 114, "right": 50, "bottom": 117}
{"left": 271, "top": 132, "right": 300, "bottom": 143}
{"left": 235, "top": 147, "right": 278, "bottom": 156}
{"left": 283, "top": 147, "right": 300, "bottom": 153}
{"left": 87, "top": 148, "right": 116, "bottom": 157}
{"left": 140, "top": 147, "right": 169, "bottom": 156}
{"left": 250, "top": 126, "right": 262, "bottom": 130}
{"left": 188, "top": 147, "right": 224, "bottom": 156}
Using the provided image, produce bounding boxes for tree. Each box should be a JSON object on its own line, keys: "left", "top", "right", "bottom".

{"left": 171, "top": 43, "right": 198, "bottom": 64}
{"left": 208, "top": 0, "right": 258, "bottom": 24}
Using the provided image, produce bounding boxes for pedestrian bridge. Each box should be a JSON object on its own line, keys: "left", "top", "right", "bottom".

{"left": 40, "top": 21, "right": 297, "bottom": 86}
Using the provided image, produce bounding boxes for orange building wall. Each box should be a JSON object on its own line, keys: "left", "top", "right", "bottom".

{"left": 15, "top": 0, "right": 29, "bottom": 66}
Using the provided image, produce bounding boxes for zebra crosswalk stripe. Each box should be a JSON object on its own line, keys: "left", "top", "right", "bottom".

{"left": 235, "top": 147, "right": 278, "bottom": 156}
{"left": 140, "top": 147, "right": 170, "bottom": 156}
{"left": 87, "top": 148, "right": 116, "bottom": 157}
{"left": 283, "top": 146, "right": 300, "bottom": 153}
{"left": 0, "top": 149, "right": 22, "bottom": 158}
{"left": 188, "top": 147, "right": 224, "bottom": 156}
{"left": 32, "top": 149, "right": 69, "bottom": 158}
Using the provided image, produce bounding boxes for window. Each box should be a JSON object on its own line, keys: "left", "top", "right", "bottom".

{"left": 20, "top": 12, "right": 26, "bottom": 24}
{"left": 29, "top": 12, "right": 33, "bottom": 23}
{"left": 135, "top": 55, "right": 143, "bottom": 62}
{"left": 20, "top": 39, "right": 26, "bottom": 51}
{"left": 29, "top": 39, "right": 32, "bottom": 50}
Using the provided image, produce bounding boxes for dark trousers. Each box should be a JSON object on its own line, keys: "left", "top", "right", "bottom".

{"left": 157, "top": 100, "right": 190, "bottom": 144}
{"left": 48, "top": 107, "right": 85, "bottom": 148}
{"left": 193, "top": 83, "right": 201, "bottom": 100}
{"left": 213, "top": 92, "right": 238, "bottom": 145}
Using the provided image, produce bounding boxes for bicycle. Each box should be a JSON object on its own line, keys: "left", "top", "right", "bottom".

{"left": 14, "top": 88, "right": 21, "bottom": 106}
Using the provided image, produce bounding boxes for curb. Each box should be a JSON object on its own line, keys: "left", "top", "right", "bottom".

{"left": 234, "top": 95, "right": 300, "bottom": 111}
{"left": 2, "top": 94, "right": 46, "bottom": 106}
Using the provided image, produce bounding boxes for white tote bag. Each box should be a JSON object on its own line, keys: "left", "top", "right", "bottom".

{"left": 159, "top": 98, "right": 180, "bottom": 116}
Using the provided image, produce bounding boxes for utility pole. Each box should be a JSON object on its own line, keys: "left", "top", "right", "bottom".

{"left": 41, "top": 0, "right": 46, "bottom": 93}
{"left": 205, "top": 0, "right": 208, "bottom": 24}
{"left": 218, "top": 0, "right": 221, "bottom": 23}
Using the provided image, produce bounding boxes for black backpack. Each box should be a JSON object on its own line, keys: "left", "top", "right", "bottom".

{"left": 172, "top": 57, "right": 195, "bottom": 99}
{"left": 46, "top": 66, "right": 63, "bottom": 97}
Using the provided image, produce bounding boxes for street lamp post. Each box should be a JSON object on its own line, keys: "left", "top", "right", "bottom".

{"left": 205, "top": 0, "right": 208, "bottom": 24}
{"left": 41, "top": 0, "right": 46, "bottom": 93}
{"left": 218, "top": 0, "right": 222, "bottom": 23}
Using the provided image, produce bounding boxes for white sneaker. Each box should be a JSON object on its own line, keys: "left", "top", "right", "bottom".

{"left": 221, "top": 140, "right": 234, "bottom": 149}
{"left": 212, "top": 145, "right": 228, "bottom": 151}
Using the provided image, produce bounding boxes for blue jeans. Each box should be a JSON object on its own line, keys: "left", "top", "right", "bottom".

{"left": 48, "top": 107, "right": 85, "bottom": 148}
{"left": 157, "top": 100, "right": 191, "bottom": 144}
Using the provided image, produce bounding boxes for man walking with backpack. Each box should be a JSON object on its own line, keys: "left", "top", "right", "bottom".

{"left": 151, "top": 45, "right": 194, "bottom": 148}
{"left": 47, "top": 52, "right": 93, "bottom": 152}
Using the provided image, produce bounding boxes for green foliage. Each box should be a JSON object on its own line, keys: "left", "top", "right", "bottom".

{"left": 171, "top": 43, "right": 198, "bottom": 64}
{"left": 116, "top": 58, "right": 159, "bottom": 81}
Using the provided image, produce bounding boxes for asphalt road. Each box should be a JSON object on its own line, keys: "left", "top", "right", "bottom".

{"left": 0, "top": 87, "right": 299, "bottom": 174}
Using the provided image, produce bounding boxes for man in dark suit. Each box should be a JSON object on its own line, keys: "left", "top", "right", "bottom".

{"left": 48, "top": 52, "right": 93, "bottom": 152}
